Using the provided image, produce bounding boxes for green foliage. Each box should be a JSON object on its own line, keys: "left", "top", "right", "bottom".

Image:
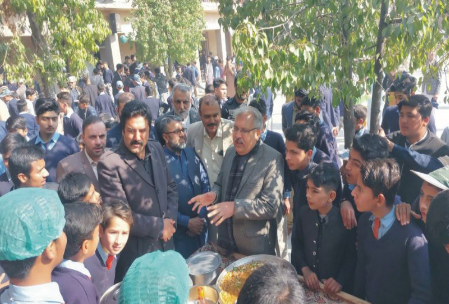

{"left": 129, "top": 0, "right": 205, "bottom": 71}
{"left": 218, "top": 0, "right": 449, "bottom": 108}
{"left": 0, "top": 0, "right": 110, "bottom": 94}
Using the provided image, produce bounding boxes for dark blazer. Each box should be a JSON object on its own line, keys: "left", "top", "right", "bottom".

{"left": 95, "top": 94, "right": 116, "bottom": 118}
{"left": 82, "top": 84, "right": 99, "bottom": 107}
{"left": 0, "top": 181, "right": 13, "bottom": 197}
{"left": 19, "top": 113, "right": 39, "bottom": 139}
{"left": 317, "top": 121, "right": 341, "bottom": 168}
{"left": 52, "top": 267, "right": 99, "bottom": 304}
{"left": 105, "top": 124, "right": 121, "bottom": 149}
{"left": 7, "top": 98, "right": 19, "bottom": 117}
{"left": 183, "top": 67, "right": 196, "bottom": 86}
{"left": 143, "top": 97, "right": 162, "bottom": 121}
{"left": 56, "top": 150, "right": 100, "bottom": 191}
{"left": 130, "top": 85, "right": 146, "bottom": 101}
{"left": 281, "top": 101, "right": 295, "bottom": 132}
{"left": 75, "top": 105, "right": 98, "bottom": 121}
{"left": 264, "top": 130, "right": 292, "bottom": 194}
{"left": 98, "top": 139, "right": 178, "bottom": 281}
{"left": 291, "top": 205, "right": 356, "bottom": 292}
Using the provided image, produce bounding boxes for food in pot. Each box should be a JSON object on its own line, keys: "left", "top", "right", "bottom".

{"left": 219, "top": 262, "right": 264, "bottom": 304}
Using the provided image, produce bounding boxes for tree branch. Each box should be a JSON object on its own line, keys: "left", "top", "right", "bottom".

{"left": 387, "top": 17, "right": 402, "bottom": 25}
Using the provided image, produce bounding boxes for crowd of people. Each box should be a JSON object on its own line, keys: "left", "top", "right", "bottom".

{"left": 0, "top": 53, "right": 448, "bottom": 304}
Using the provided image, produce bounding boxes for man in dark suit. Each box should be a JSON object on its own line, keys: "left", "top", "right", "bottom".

{"left": 95, "top": 83, "right": 116, "bottom": 119}
{"left": 130, "top": 75, "right": 146, "bottom": 101}
{"left": 57, "top": 92, "right": 83, "bottom": 139}
{"left": 17, "top": 99, "right": 39, "bottom": 139}
{"left": 281, "top": 88, "right": 307, "bottom": 132}
{"left": 143, "top": 86, "right": 162, "bottom": 121}
{"left": 56, "top": 116, "right": 106, "bottom": 192}
{"left": 98, "top": 101, "right": 178, "bottom": 282}
{"left": 75, "top": 94, "right": 98, "bottom": 121}
{"left": 106, "top": 92, "right": 134, "bottom": 149}
{"left": 183, "top": 63, "right": 196, "bottom": 88}
{"left": 0, "top": 133, "right": 27, "bottom": 196}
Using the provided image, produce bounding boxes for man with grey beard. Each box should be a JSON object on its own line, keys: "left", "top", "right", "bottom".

{"left": 156, "top": 115, "right": 210, "bottom": 258}
{"left": 157, "top": 83, "right": 200, "bottom": 130}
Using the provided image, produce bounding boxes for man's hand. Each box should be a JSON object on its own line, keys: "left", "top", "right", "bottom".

{"left": 378, "top": 127, "right": 386, "bottom": 138}
{"left": 332, "top": 127, "right": 339, "bottom": 137}
{"left": 323, "top": 277, "right": 342, "bottom": 294}
{"left": 395, "top": 203, "right": 421, "bottom": 226}
{"left": 340, "top": 200, "right": 357, "bottom": 229}
{"left": 284, "top": 198, "right": 291, "bottom": 215}
{"left": 188, "top": 217, "right": 205, "bottom": 236}
{"left": 302, "top": 267, "right": 320, "bottom": 291}
{"left": 161, "top": 218, "right": 176, "bottom": 242}
{"left": 188, "top": 192, "right": 217, "bottom": 213}
{"left": 207, "top": 202, "right": 235, "bottom": 226}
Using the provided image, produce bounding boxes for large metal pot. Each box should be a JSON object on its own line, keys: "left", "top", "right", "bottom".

{"left": 188, "top": 285, "right": 219, "bottom": 304}
{"left": 186, "top": 251, "right": 222, "bottom": 286}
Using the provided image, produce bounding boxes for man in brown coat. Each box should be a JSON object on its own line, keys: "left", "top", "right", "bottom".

{"left": 98, "top": 101, "right": 178, "bottom": 281}
{"left": 56, "top": 116, "right": 106, "bottom": 192}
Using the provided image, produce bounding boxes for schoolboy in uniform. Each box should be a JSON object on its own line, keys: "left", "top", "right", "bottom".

{"left": 285, "top": 124, "right": 341, "bottom": 224}
{"left": 352, "top": 159, "right": 431, "bottom": 304}
{"left": 52, "top": 202, "right": 103, "bottom": 304}
{"left": 291, "top": 163, "right": 355, "bottom": 295}
{"left": 85, "top": 200, "right": 133, "bottom": 297}
{"left": 353, "top": 104, "right": 369, "bottom": 138}
{"left": 0, "top": 188, "right": 67, "bottom": 304}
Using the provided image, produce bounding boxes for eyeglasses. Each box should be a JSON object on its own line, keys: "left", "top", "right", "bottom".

{"left": 233, "top": 126, "right": 257, "bottom": 134}
{"left": 164, "top": 128, "right": 187, "bottom": 135}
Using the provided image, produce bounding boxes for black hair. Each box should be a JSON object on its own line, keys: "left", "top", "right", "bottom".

{"left": 198, "top": 94, "right": 220, "bottom": 112}
{"left": 249, "top": 99, "right": 267, "bottom": 117}
{"left": 168, "top": 78, "right": 178, "bottom": 89}
{"left": 16, "top": 99, "right": 28, "bottom": 113}
{"left": 155, "top": 115, "right": 182, "bottom": 146}
{"left": 308, "top": 162, "right": 340, "bottom": 192}
{"left": 98, "top": 83, "right": 105, "bottom": 92}
{"left": 35, "top": 98, "right": 60, "bottom": 117}
{"left": 63, "top": 202, "right": 102, "bottom": 259}
{"left": 354, "top": 104, "right": 367, "bottom": 122}
{"left": 352, "top": 134, "right": 389, "bottom": 160}
{"left": 213, "top": 78, "right": 226, "bottom": 89}
{"left": 25, "top": 88, "right": 36, "bottom": 98}
{"left": 295, "top": 110, "right": 320, "bottom": 134}
{"left": 390, "top": 72, "right": 416, "bottom": 96}
{"left": 125, "top": 55, "right": 130, "bottom": 60}
{"left": 82, "top": 115, "right": 105, "bottom": 133}
{"left": 9, "top": 145, "right": 44, "bottom": 188}
{"left": 0, "top": 257, "right": 37, "bottom": 280}
{"left": 6, "top": 116, "right": 27, "bottom": 133}
{"left": 360, "top": 158, "right": 400, "bottom": 205}
{"left": 93, "top": 68, "right": 100, "bottom": 75}
{"left": 0, "top": 133, "right": 27, "bottom": 155}
{"left": 116, "top": 63, "right": 123, "bottom": 71}
{"left": 99, "top": 113, "right": 116, "bottom": 129}
{"left": 284, "top": 124, "right": 317, "bottom": 152}
{"left": 300, "top": 95, "right": 321, "bottom": 109}
{"left": 120, "top": 100, "right": 152, "bottom": 132}
{"left": 58, "top": 172, "right": 93, "bottom": 204}
{"left": 57, "top": 91, "right": 72, "bottom": 107}
{"left": 79, "top": 94, "right": 90, "bottom": 105}
{"left": 131, "top": 54, "right": 136, "bottom": 60}
{"left": 426, "top": 190, "right": 449, "bottom": 246}
{"left": 237, "top": 263, "right": 305, "bottom": 304}
{"left": 205, "top": 85, "right": 214, "bottom": 94}
{"left": 155, "top": 67, "right": 161, "bottom": 74}
{"left": 294, "top": 88, "right": 308, "bottom": 98}
{"left": 101, "top": 199, "right": 134, "bottom": 230}
{"left": 397, "top": 94, "right": 433, "bottom": 120}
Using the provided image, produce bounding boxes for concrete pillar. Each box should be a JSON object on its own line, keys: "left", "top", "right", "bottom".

{"left": 216, "top": 27, "right": 227, "bottom": 61}
{"left": 100, "top": 33, "right": 122, "bottom": 68}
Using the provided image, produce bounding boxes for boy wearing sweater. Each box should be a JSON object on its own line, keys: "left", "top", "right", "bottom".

{"left": 52, "top": 202, "right": 103, "bottom": 304}
{"left": 85, "top": 200, "right": 133, "bottom": 296}
{"left": 352, "top": 159, "right": 431, "bottom": 304}
{"left": 291, "top": 163, "right": 356, "bottom": 295}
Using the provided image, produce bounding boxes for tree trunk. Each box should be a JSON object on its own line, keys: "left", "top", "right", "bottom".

{"left": 341, "top": 0, "right": 355, "bottom": 149}
{"left": 370, "top": 0, "right": 389, "bottom": 133}
{"left": 27, "top": 11, "right": 52, "bottom": 97}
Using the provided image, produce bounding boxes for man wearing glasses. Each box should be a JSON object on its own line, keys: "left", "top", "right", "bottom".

{"left": 158, "top": 83, "right": 200, "bottom": 129}
{"left": 189, "top": 107, "right": 286, "bottom": 258}
{"left": 157, "top": 115, "right": 210, "bottom": 258}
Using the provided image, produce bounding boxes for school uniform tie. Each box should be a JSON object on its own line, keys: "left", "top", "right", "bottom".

{"left": 373, "top": 218, "right": 381, "bottom": 239}
{"left": 106, "top": 254, "right": 114, "bottom": 270}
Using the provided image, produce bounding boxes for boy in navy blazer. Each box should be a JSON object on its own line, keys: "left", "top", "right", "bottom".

{"left": 17, "top": 99, "right": 39, "bottom": 138}
{"left": 291, "top": 163, "right": 356, "bottom": 295}
{"left": 52, "top": 202, "right": 102, "bottom": 304}
{"left": 57, "top": 92, "right": 83, "bottom": 139}
{"left": 352, "top": 159, "right": 431, "bottom": 304}
{"left": 85, "top": 200, "right": 133, "bottom": 297}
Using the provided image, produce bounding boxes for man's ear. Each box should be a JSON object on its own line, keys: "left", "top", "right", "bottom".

{"left": 81, "top": 239, "right": 90, "bottom": 255}
{"left": 42, "top": 240, "right": 57, "bottom": 261}
{"left": 423, "top": 116, "right": 430, "bottom": 125}
{"left": 162, "top": 133, "right": 169, "bottom": 145}
{"left": 328, "top": 190, "right": 337, "bottom": 202}
{"left": 17, "top": 173, "right": 28, "bottom": 185}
